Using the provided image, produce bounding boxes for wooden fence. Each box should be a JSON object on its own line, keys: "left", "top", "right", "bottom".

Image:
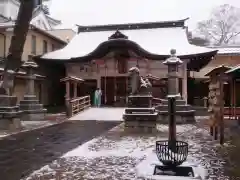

{"left": 70, "top": 95, "right": 91, "bottom": 116}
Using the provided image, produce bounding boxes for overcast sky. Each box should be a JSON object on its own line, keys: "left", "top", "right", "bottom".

{"left": 48, "top": 0, "right": 240, "bottom": 31}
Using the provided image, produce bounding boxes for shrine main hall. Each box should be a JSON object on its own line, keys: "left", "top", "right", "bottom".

{"left": 36, "top": 18, "right": 217, "bottom": 106}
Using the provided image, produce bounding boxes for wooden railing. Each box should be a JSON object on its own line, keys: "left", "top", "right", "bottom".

{"left": 70, "top": 95, "right": 91, "bottom": 116}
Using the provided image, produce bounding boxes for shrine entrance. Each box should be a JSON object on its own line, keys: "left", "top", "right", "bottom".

{"left": 84, "top": 80, "right": 97, "bottom": 105}
{"left": 101, "top": 76, "right": 129, "bottom": 106}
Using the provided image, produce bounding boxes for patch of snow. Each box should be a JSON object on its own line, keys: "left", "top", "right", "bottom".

{"left": 69, "top": 107, "right": 125, "bottom": 121}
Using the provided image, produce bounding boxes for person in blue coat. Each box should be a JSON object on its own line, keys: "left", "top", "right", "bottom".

{"left": 94, "top": 88, "right": 102, "bottom": 107}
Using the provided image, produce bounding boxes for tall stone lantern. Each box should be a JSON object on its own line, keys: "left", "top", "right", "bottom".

{"left": 157, "top": 49, "right": 195, "bottom": 124}
{"left": 163, "top": 49, "right": 183, "bottom": 97}
{"left": 19, "top": 60, "right": 46, "bottom": 121}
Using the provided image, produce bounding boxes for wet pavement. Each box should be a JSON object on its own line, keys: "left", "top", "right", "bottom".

{"left": 0, "top": 120, "right": 120, "bottom": 180}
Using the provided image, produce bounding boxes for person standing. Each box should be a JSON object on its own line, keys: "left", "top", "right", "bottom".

{"left": 94, "top": 88, "right": 102, "bottom": 107}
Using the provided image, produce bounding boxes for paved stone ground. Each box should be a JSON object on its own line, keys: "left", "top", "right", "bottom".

{"left": 0, "top": 120, "right": 120, "bottom": 180}
{"left": 69, "top": 107, "right": 125, "bottom": 121}
{"left": 0, "top": 113, "right": 66, "bottom": 139}
{"left": 23, "top": 122, "right": 229, "bottom": 180}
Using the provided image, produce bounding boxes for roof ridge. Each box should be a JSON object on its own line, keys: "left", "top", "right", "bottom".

{"left": 76, "top": 18, "right": 189, "bottom": 33}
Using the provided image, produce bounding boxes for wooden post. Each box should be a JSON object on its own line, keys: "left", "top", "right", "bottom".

{"left": 233, "top": 79, "right": 236, "bottom": 120}
{"left": 230, "top": 78, "right": 234, "bottom": 120}
{"left": 114, "top": 76, "right": 116, "bottom": 103}
{"left": 74, "top": 82, "right": 77, "bottom": 98}
{"left": 214, "top": 126, "right": 218, "bottom": 140}
{"left": 126, "top": 76, "right": 128, "bottom": 104}
{"left": 65, "top": 81, "right": 71, "bottom": 117}
{"left": 219, "top": 73, "right": 224, "bottom": 144}
{"left": 210, "top": 126, "right": 213, "bottom": 136}
{"left": 105, "top": 64, "right": 107, "bottom": 104}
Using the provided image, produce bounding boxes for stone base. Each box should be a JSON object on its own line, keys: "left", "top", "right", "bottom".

{"left": 19, "top": 95, "right": 47, "bottom": 121}
{"left": 156, "top": 98, "right": 196, "bottom": 124}
{"left": 158, "top": 111, "right": 195, "bottom": 124}
{"left": 0, "top": 95, "right": 22, "bottom": 130}
{"left": 128, "top": 95, "right": 152, "bottom": 108}
{"left": 124, "top": 121, "right": 157, "bottom": 133}
{"left": 0, "top": 118, "right": 22, "bottom": 130}
{"left": 123, "top": 95, "right": 157, "bottom": 133}
{"left": 21, "top": 111, "right": 46, "bottom": 121}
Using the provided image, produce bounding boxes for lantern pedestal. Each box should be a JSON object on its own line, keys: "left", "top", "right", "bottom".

{"left": 157, "top": 99, "right": 195, "bottom": 124}
{"left": 123, "top": 95, "right": 157, "bottom": 133}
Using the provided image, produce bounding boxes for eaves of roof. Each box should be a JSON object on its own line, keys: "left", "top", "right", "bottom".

{"left": 0, "top": 22, "right": 67, "bottom": 44}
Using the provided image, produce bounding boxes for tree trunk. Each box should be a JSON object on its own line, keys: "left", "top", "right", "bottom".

{"left": 1, "top": 0, "right": 35, "bottom": 95}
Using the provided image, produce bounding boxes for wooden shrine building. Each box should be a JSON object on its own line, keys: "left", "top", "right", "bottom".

{"left": 35, "top": 18, "right": 217, "bottom": 106}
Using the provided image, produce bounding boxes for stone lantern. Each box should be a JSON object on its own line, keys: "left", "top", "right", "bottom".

{"left": 157, "top": 49, "right": 195, "bottom": 124}
{"left": 19, "top": 60, "right": 46, "bottom": 121}
{"left": 163, "top": 49, "right": 183, "bottom": 96}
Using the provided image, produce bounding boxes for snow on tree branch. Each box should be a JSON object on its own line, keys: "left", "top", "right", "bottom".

{"left": 196, "top": 4, "right": 240, "bottom": 45}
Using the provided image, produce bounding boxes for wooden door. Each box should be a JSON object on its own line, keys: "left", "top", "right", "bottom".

{"left": 101, "top": 77, "right": 115, "bottom": 106}
{"left": 106, "top": 77, "right": 115, "bottom": 105}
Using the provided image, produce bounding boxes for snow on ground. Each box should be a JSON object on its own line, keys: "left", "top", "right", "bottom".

{"left": 24, "top": 123, "right": 229, "bottom": 180}
{"left": 69, "top": 107, "right": 125, "bottom": 121}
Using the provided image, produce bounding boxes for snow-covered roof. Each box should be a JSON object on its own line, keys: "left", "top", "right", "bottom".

{"left": 41, "top": 26, "right": 216, "bottom": 60}
{"left": 225, "top": 64, "right": 240, "bottom": 74}
{"left": 210, "top": 46, "right": 240, "bottom": 55}
{"left": 0, "top": 21, "right": 66, "bottom": 44}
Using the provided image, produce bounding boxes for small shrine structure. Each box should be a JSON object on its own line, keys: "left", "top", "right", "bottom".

{"left": 205, "top": 65, "right": 230, "bottom": 144}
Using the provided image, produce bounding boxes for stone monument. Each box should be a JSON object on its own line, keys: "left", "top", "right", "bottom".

{"left": 0, "top": 73, "right": 22, "bottom": 130}
{"left": 123, "top": 66, "right": 158, "bottom": 133}
{"left": 19, "top": 60, "right": 46, "bottom": 121}
{"left": 157, "top": 49, "right": 195, "bottom": 124}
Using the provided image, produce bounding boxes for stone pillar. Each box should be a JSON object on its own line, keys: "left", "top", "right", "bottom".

{"left": 26, "top": 67, "right": 35, "bottom": 95}
{"left": 163, "top": 49, "right": 182, "bottom": 96}
{"left": 19, "top": 61, "right": 46, "bottom": 121}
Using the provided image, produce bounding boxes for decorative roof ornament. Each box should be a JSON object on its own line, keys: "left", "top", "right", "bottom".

{"left": 108, "top": 30, "right": 128, "bottom": 40}
{"left": 163, "top": 49, "right": 183, "bottom": 65}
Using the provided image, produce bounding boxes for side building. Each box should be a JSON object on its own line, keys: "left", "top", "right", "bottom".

{"left": 191, "top": 46, "right": 240, "bottom": 107}
{"left": 0, "top": 14, "right": 68, "bottom": 106}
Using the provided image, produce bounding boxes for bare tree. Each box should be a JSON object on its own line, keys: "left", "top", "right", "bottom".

{"left": 196, "top": 4, "right": 240, "bottom": 45}
{"left": 0, "top": 0, "right": 48, "bottom": 95}
{"left": 187, "top": 31, "right": 210, "bottom": 46}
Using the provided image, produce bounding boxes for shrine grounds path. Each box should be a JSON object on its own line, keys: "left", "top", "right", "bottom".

{"left": 0, "top": 109, "right": 122, "bottom": 180}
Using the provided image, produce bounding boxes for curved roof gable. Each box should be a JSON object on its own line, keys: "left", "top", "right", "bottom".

{"left": 39, "top": 19, "right": 218, "bottom": 71}
{"left": 41, "top": 26, "right": 217, "bottom": 61}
